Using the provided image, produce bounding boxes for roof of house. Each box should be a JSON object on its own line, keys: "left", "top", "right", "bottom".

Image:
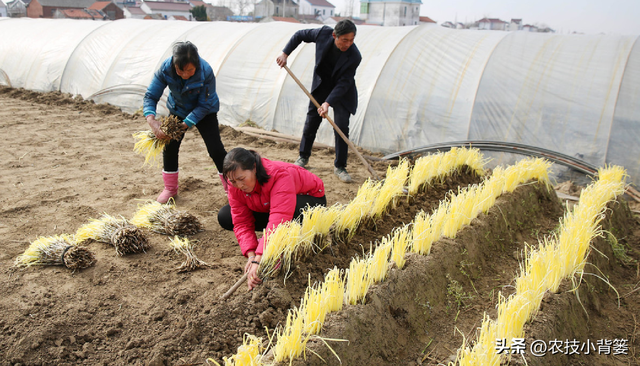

{"left": 124, "top": 5, "right": 145, "bottom": 14}
{"left": 272, "top": 16, "right": 300, "bottom": 23}
{"left": 143, "top": 12, "right": 164, "bottom": 19}
{"left": 511, "top": 18, "right": 522, "bottom": 23}
{"left": 89, "top": 1, "right": 112, "bottom": 10}
{"left": 419, "top": 16, "right": 435, "bottom": 23}
{"left": 0, "top": 1, "right": 6, "bottom": 8}
{"left": 189, "top": 0, "right": 206, "bottom": 7}
{"left": 478, "top": 17, "right": 507, "bottom": 24}
{"left": 143, "top": 1, "right": 192, "bottom": 11}
{"left": 330, "top": 16, "right": 364, "bottom": 25}
{"left": 171, "top": 14, "right": 188, "bottom": 20}
{"left": 6, "top": 0, "right": 30, "bottom": 6}
{"left": 304, "top": 0, "right": 335, "bottom": 8}
{"left": 36, "top": 0, "right": 95, "bottom": 7}
{"left": 58, "top": 8, "right": 104, "bottom": 18}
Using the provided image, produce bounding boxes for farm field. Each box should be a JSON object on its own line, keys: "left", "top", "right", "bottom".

{"left": 0, "top": 86, "right": 639, "bottom": 366}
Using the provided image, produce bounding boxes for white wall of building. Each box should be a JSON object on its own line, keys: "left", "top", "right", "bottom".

{"left": 366, "top": 2, "right": 419, "bottom": 26}
{"left": 299, "top": 0, "right": 334, "bottom": 20}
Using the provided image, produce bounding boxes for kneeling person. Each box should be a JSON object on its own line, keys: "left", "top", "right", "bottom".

{"left": 218, "top": 148, "right": 326, "bottom": 289}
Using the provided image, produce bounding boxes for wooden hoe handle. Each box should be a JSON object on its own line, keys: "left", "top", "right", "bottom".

{"left": 220, "top": 272, "right": 248, "bottom": 300}
{"left": 283, "top": 65, "right": 380, "bottom": 181}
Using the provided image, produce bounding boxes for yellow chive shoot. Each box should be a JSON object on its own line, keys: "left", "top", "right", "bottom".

{"left": 133, "top": 130, "right": 167, "bottom": 167}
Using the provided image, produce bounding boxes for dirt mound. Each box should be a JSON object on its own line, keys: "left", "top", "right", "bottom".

{"left": 0, "top": 85, "right": 132, "bottom": 118}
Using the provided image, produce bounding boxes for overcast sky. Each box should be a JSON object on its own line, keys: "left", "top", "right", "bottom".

{"left": 330, "top": 0, "right": 640, "bottom": 35}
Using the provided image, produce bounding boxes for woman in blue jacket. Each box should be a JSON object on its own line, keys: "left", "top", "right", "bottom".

{"left": 143, "top": 41, "right": 228, "bottom": 203}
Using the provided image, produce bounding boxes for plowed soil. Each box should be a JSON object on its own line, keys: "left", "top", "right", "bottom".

{"left": 1, "top": 86, "right": 639, "bottom": 366}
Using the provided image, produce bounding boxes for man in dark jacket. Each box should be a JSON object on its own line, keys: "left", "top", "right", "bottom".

{"left": 276, "top": 20, "right": 361, "bottom": 183}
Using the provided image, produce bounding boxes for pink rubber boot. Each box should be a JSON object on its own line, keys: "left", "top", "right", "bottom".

{"left": 157, "top": 171, "right": 178, "bottom": 203}
{"left": 219, "top": 173, "right": 229, "bottom": 194}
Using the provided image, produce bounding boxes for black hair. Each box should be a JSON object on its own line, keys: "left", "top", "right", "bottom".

{"left": 172, "top": 41, "right": 200, "bottom": 71}
{"left": 222, "top": 148, "right": 271, "bottom": 185}
{"left": 334, "top": 19, "right": 357, "bottom": 37}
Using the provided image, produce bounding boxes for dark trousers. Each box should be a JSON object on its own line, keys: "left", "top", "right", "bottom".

{"left": 218, "top": 195, "right": 327, "bottom": 231}
{"left": 163, "top": 113, "right": 227, "bottom": 172}
{"left": 299, "top": 86, "right": 351, "bottom": 169}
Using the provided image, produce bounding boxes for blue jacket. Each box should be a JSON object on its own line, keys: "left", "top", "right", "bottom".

{"left": 143, "top": 56, "right": 219, "bottom": 127}
{"left": 282, "top": 26, "right": 361, "bottom": 115}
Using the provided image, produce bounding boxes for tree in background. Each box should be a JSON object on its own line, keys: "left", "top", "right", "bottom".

{"left": 190, "top": 5, "right": 208, "bottom": 21}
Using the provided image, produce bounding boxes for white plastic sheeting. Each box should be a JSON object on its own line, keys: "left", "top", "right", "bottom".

{"left": 0, "top": 19, "right": 104, "bottom": 91}
{"left": 607, "top": 38, "right": 640, "bottom": 183}
{"left": 0, "top": 19, "right": 639, "bottom": 184}
{"left": 469, "top": 32, "right": 637, "bottom": 168}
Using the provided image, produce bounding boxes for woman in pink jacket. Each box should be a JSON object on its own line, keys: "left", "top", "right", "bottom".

{"left": 218, "top": 148, "right": 326, "bottom": 289}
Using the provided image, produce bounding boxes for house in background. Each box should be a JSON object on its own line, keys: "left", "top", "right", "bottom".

{"left": 478, "top": 17, "right": 507, "bottom": 30}
{"left": 360, "top": 0, "right": 421, "bottom": 26}
{"left": 418, "top": 15, "right": 434, "bottom": 25}
{"left": 0, "top": 1, "right": 8, "bottom": 17}
{"left": 299, "top": 0, "right": 334, "bottom": 21}
{"left": 123, "top": 4, "right": 145, "bottom": 18}
{"left": 89, "top": 0, "right": 123, "bottom": 19}
{"left": 6, "top": 0, "right": 28, "bottom": 17}
{"left": 27, "top": 0, "right": 96, "bottom": 18}
{"left": 140, "top": 0, "right": 193, "bottom": 20}
{"left": 206, "top": 5, "right": 232, "bottom": 21}
{"left": 53, "top": 8, "right": 106, "bottom": 19}
{"left": 509, "top": 18, "right": 522, "bottom": 31}
{"left": 254, "top": 0, "right": 298, "bottom": 20}
{"left": 440, "top": 20, "right": 454, "bottom": 28}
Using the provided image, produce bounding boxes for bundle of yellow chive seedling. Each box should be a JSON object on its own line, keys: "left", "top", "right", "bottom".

{"left": 14, "top": 234, "right": 96, "bottom": 271}
{"left": 407, "top": 147, "right": 486, "bottom": 196}
{"left": 257, "top": 221, "right": 301, "bottom": 279}
{"left": 298, "top": 204, "right": 341, "bottom": 253}
{"left": 455, "top": 165, "right": 626, "bottom": 366}
{"left": 168, "top": 236, "right": 210, "bottom": 273}
{"left": 130, "top": 200, "right": 202, "bottom": 236}
{"left": 132, "top": 115, "right": 185, "bottom": 166}
{"left": 76, "top": 213, "right": 149, "bottom": 256}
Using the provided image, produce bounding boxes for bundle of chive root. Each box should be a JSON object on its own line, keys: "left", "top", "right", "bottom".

{"left": 76, "top": 214, "right": 149, "bottom": 256}
{"left": 14, "top": 234, "right": 96, "bottom": 270}
{"left": 168, "top": 236, "right": 210, "bottom": 272}
{"left": 130, "top": 200, "right": 202, "bottom": 236}
{"left": 133, "top": 115, "right": 186, "bottom": 166}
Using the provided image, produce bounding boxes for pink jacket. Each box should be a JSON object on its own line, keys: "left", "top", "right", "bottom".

{"left": 228, "top": 158, "right": 325, "bottom": 256}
